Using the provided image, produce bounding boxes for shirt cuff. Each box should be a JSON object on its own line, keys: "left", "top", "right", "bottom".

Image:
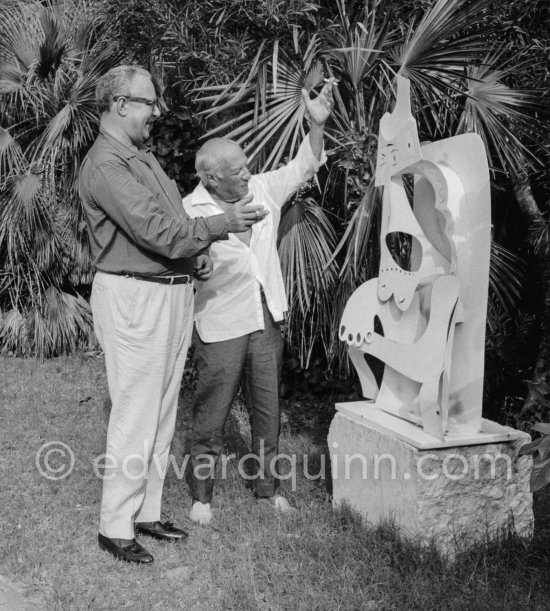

{"left": 303, "top": 134, "right": 328, "bottom": 169}
{"left": 204, "top": 213, "right": 229, "bottom": 241}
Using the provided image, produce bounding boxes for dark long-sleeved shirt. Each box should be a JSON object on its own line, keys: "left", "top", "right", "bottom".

{"left": 79, "top": 131, "right": 228, "bottom": 276}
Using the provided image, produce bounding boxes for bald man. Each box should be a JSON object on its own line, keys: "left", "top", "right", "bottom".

{"left": 182, "top": 80, "right": 336, "bottom": 525}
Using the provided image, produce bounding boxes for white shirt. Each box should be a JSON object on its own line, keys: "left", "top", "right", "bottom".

{"left": 183, "top": 136, "right": 326, "bottom": 342}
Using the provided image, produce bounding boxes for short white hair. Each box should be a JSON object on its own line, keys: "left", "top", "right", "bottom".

{"left": 195, "top": 138, "right": 241, "bottom": 183}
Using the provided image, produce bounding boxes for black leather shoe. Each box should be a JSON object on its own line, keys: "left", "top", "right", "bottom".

{"left": 135, "top": 520, "right": 188, "bottom": 541}
{"left": 98, "top": 533, "right": 154, "bottom": 564}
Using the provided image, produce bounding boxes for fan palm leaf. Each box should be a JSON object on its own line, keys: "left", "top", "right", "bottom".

{"left": 36, "top": 5, "right": 66, "bottom": 79}
{"left": 0, "top": 0, "right": 125, "bottom": 356}
{"left": 0, "top": 307, "right": 29, "bottom": 356}
{"left": 456, "top": 48, "right": 548, "bottom": 175}
{"left": 324, "top": 0, "right": 390, "bottom": 134}
{"left": 385, "top": 0, "right": 498, "bottom": 140}
{"left": 0, "top": 2, "right": 39, "bottom": 71}
{"left": 277, "top": 196, "right": 337, "bottom": 363}
{"left": 489, "top": 240, "right": 525, "bottom": 315}
{"left": 393, "top": 0, "right": 494, "bottom": 78}
{"left": 0, "top": 127, "right": 24, "bottom": 179}
{"left": 194, "top": 37, "right": 325, "bottom": 171}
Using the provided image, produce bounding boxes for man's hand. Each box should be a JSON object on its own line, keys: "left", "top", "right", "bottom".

{"left": 194, "top": 253, "right": 213, "bottom": 281}
{"left": 225, "top": 193, "right": 270, "bottom": 233}
{"left": 301, "top": 77, "right": 337, "bottom": 126}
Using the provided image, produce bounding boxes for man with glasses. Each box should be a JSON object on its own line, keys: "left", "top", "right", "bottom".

{"left": 79, "top": 65, "right": 268, "bottom": 564}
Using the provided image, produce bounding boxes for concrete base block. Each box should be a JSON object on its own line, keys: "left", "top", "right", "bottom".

{"left": 328, "top": 408, "right": 534, "bottom": 556}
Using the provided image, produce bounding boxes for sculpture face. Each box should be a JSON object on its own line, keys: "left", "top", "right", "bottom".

{"left": 375, "top": 77, "right": 422, "bottom": 187}
{"left": 339, "top": 75, "right": 491, "bottom": 440}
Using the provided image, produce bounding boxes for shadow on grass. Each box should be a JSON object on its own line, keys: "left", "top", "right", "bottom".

{"left": 331, "top": 501, "right": 550, "bottom": 610}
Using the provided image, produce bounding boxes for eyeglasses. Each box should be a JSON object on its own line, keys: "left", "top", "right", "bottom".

{"left": 113, "top": 95, "right": 162, "bottom": 110}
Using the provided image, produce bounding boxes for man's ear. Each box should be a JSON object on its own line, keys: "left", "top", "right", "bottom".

{"left": 204, "top": 172, "right": 218, "bottom": 188}
{"left": 115, "top": 98, "right": 128, "bottom": 117}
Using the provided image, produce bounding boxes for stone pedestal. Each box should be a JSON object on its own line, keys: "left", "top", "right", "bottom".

{"left": 328, "top": 403, "right": 534, "bottom": 556}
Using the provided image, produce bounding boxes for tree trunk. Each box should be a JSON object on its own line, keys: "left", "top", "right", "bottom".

{"left": 512, "top": 175, "right": 543, "bottom": 223}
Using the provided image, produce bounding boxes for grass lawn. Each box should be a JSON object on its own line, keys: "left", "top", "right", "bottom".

{"left": 1, "top": 353, "right": 550, "bottom": 611}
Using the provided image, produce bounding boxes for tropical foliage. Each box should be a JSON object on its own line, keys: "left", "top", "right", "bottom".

{"left": 171, "top": 0, "right": 548, "bottom": 372}
{"left": 0, "top": 0, "right": 127, "bottom": 356}
{"left": 1, "top": 0, "right": 549, "bottom": 431}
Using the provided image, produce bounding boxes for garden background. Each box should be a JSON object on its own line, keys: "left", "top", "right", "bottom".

{"left": 1, "top": 0, "right": 550, "bottom": 609}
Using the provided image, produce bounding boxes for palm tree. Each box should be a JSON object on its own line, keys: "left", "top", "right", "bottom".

{"left": 0, "top": 0, "right": 124, "bottom": 356}
{"left": 187, "top": 0, "right": 547, "bottom": 373}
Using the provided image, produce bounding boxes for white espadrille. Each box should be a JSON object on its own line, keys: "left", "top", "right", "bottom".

{"left": 189, "top": 501, "right": 212, "bottom": 525}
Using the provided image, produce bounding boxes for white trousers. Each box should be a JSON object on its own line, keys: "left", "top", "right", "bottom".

{"left": 91, "top": 272, "right": 193, "bottom": 539}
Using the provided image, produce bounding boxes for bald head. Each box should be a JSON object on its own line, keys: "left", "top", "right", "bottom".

{"left": 196, "top": 138, "right": 251, "bottom": 202}
{"left": 195, "top": 138, "right": 244, "bottom": 182}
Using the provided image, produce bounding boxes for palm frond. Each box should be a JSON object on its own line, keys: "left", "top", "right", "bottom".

{"left": 277, "top": 196, "right": 338, "bottom": 364}
{"left": 0, "top": 307, "right": 29, "bottom": 356}
{"left": 384, "top": 0, "right": 497, "bottom": 137}
{"left": 197, "top": 56, "right": 324, "bottom": 171}
{"left": 81, "top": 39, "right": 126, "bottom": 77}
{"left": 195, "top": 41, "right": 267, "bottom": 119}
{"left": 330, "top": 185, "right": 380, "bottom": 281}
{"left": 0, "top": 1, "right": 39, "bottom": 72}
{"left": 2, "top": 166, "right": 44, "bottom": 233}
{"left": 0, "top": 164, "right": 65, "bottom": 276}
{"left": 321, "top": 0, "right": 391, "bottom": 134}
{"left": 528, "top": 215, "right": 550, "bottom": 258}
{"left": 457, "top": 48, "right": 549, "bottom": 175}
{"left": 0, "top": 0, "right": 116, "bottom": 357}
{"left": 37, "top": 3, "right": 66, "bottom": 79}
{"left": 0, "top": 127, "right": 24, "bottom": 179}
{"left": 0, "top": 61, "right": 25, "bottom": 94}
{"left": 394, "top": 0, "right": 494, "bottom": 77}
{"left": 328, "top": 6, "right": 389, "bottom": 90}
{"left": 41, "top": 286, "right": 94, "bottom": 356}
{"left": 278, "top": 196, "right": 337, "bottom": 310}
{"left": 489, "top": 240, "right": 526, "bottom": 315}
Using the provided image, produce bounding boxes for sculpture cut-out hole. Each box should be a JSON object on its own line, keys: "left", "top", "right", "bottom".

{"left": 362, "top": 352, "right": 385, "bottom": 389}
{"left": 401, "top": 173, "right": 415, "bottom": 207}
{"left": 385, "top": 232, "right": 422, "bottom": 272}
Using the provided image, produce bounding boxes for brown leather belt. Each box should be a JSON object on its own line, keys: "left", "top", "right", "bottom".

{"left": 125, "top": 273, "right": 193, "bottom": 285}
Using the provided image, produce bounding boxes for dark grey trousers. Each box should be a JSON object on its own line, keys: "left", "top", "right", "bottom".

{"left": 189, "top": 299, "right": 284, "bottom": 503}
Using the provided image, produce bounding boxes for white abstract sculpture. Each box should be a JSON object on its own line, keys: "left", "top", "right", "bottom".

{"left": 339, "top": 75, "right": 491, "bottom": 441}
